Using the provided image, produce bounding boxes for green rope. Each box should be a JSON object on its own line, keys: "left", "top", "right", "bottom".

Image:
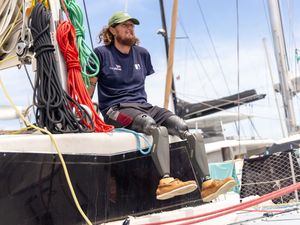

{"left": 64, "top": 0, "right": 99, "bottom": 87}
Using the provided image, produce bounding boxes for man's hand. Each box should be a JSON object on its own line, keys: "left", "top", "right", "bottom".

{"left": 88, "top": 77, "right": 98, "bottom": 97}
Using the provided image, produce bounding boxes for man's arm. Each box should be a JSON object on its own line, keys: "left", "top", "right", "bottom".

{"left": 88, "top": 77, "right": 98, "bottom": 98}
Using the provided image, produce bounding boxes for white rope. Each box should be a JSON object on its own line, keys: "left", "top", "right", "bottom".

{"left": 0, "top": 20, "right": 22, "bottom": 54}
{"left": 0, "top": 0, "right": 23, "bottom": 65}
{"left": 0, "top": 0, "right": 18, "bottom": 36}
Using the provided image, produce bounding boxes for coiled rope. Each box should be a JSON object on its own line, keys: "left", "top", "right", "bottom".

{"left": 30, "top": 3, "right": 92, "bottom": 133}
{"left": 56, "top": 5, "right": 113, "bottom": 132}
{"left": 63, "top": 0, "right": 99, "bottom": 87}
{"left": 0, "top": 0, "right": 22, "bottom": 63}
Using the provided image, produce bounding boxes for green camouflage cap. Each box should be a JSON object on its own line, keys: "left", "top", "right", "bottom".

{"left": 108, "top": 11, "right": 140, "bottom": 26}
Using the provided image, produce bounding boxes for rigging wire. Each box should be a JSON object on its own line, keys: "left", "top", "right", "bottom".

{"left": 177, "top": 16, "right": 219, "bottom": 97}
{"left": 81, "top": 0, "right": 94, "bottom": 49}
{"left": 23, "top": 64, "right": 36, "bottom": 117}
{"left": 248, "top": 117, "right": 262, "bottom": 139}
{"left": 181, "top": 0, "right": 235, "bottom": 146}
{"left": 196, "top": 0, "right": 231, "bottom": 95}
{"left": 228, "top": 207, "right": 299, "bottom": 225}
{"left": 235, "top": 0, "right": 241, "bottom": 151}
{"left": 263, "top": 0, "right": 272, "bottom": 34}
{"left": 263, "top": 38, "right": 287, "bottom": 137}
{"left": 23, "top": 65, "right": 34, "bottom": 90}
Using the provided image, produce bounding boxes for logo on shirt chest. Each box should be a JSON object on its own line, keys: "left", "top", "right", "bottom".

{"left": 109, "top": 64, "right": 122, "bottom": 71}
{"left": 134, "top": 64, "right": 141, "bottom": 70}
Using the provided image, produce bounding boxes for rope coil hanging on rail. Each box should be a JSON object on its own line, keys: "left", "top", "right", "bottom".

{"left": 30, "top": 2, "right": 92, "bottom": 133}
{"left": 63, "top": 0, "right": 99, "bottom": 87}
{"left": 56, "top": 5, "right": 113, "bottom": 132}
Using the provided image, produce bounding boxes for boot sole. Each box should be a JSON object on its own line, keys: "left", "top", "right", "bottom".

{"left": 156, "top": 183, "right": 198, "bottom": 200}
{"left": 202, "top": 180, "right": 236, "bottom": 202}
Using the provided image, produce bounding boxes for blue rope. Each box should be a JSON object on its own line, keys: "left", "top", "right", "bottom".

{"left": 114, "top": 128, "right": 152, "bottom": 155}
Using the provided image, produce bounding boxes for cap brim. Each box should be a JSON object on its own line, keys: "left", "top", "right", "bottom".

{"left": 112, "top": 17, "right": 140, "bottom": 26}
{"left": 130, "top": 18, "right": 140, "bottom": 25}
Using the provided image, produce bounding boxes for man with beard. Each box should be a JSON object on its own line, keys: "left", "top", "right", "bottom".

{"left": 89, "top": 12, "right": 236, "bottom": 201}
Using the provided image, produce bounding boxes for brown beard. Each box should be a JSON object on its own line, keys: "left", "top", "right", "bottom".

{"left": 115, "top": 34, "right": 137, "bottom": 46}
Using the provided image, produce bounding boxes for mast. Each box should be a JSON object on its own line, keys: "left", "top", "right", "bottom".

{"left": 159, "top": 0, "right": 178, "bottom": 112}
{"left": 267, "top": 0, "right": 297, "bottom": 135}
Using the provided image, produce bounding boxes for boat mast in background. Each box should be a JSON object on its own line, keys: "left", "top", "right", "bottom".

{"left": 159, "top": 0, "right": 178, "bottom": 112}
{"left": 267, "top": 0, "right": 298, "bottom": 136}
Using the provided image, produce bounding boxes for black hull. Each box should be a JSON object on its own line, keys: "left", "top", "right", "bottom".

{"left": 0, "top": 141, "right": 203, "bottom": 225}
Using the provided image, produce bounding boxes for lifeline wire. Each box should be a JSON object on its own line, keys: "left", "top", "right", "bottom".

{"left": 30, "top": 3, "right": 93, "bottom": 134}
{"left": 142, "top": 182, "right": 300, "bottom": 225}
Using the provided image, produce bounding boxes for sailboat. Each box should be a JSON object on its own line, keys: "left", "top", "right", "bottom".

{"left": 0, "top": 0, "right": 300, "bottom": 225}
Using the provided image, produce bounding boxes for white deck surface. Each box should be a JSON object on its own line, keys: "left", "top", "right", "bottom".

{"left": 0, "top": 132, "right": 156, "bottom": 155}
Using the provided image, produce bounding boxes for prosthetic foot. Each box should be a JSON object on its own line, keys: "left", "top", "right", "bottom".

{"left": 156, "top": 177, "right": 197, "bottom": 200}
{"left": 201, "top": 177, "right": 236, "bottom": 202}
{"left": 151, "top": 127, "right": 198, "bottom": 200}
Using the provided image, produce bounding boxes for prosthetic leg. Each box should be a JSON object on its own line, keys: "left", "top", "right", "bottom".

{"left": 130, "top": 114, "right": 198, "bottom": 200}
{"left": 130, "top": 114, "right": 170, "bottom": 176}
{"left": 162, "top": 115, "right": 209, "bottom": 181}
{"left": 131, "top": 114, "right": 208, "bottom": 179}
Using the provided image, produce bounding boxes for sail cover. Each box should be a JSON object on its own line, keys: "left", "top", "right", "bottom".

{"left": 176, "top": 89, "right": 266, "bottom": 119}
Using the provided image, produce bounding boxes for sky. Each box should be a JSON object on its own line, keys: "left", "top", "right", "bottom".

{"left": 1, "top": 0, "right": 300, "bottom": 140}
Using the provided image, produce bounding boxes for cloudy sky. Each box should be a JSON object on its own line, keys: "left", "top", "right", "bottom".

{"left": 1, "top": 0, "right": 300, "bottom": 139}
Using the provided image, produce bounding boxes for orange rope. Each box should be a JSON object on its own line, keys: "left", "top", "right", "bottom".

{"left": 142, "top": 182, "right": 300, "bottom": 225}
{"left": 56, "top": 20, "right": 113, "bottom": 132}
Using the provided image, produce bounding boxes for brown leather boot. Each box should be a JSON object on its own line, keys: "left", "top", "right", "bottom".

{"left": 201, "top": 177, "right": 236, "bottom": 202}
{"left": 156, "top": 177, "right": 198, "bottom": 200}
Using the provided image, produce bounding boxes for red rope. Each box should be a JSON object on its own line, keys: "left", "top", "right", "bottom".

{"left": 56, "top": 20, "right": 113, "bottom": 132}
{"left": 142, "top": 182, "right": 300, "bottom": 225}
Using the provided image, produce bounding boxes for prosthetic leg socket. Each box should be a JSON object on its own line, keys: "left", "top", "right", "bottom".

{"left": 186, "top": 132, "right": 210, "bottom": 180}
{"left": 130, "top": 114, "right": 171, "bottom": 177}
{"left": 151, "top": 126, "right": 170, "bottom": 176}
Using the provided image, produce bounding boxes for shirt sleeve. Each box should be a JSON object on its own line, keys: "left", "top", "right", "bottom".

{"left": 144, "top": 51, "right": 155, "bottom": 76}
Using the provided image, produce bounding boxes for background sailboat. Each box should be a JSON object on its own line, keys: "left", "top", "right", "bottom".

{"left": 2, "top": 0, "right": 300, "bottom": 142}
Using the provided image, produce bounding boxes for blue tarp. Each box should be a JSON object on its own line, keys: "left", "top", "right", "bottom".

{"left": 209, "top": 161, "right": 240, "bottom": 193}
